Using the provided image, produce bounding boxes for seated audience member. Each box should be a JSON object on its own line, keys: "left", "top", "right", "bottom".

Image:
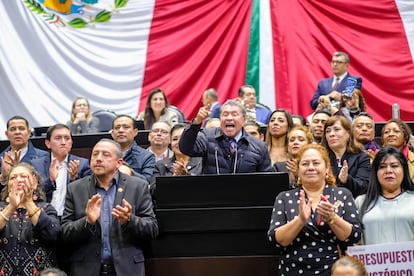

{"left": 355, "top": 147, "right": 414, "bottom": 245}
{"left": 29, "top": 124, "right": 91, "bottom": 216}
{"left": 0, "top": 116, "right": 48, "bottom": 185}
{"left": 273, "top": 126, "right": 313, "bottom": 188}
{"left": 0, "top": 163, "right": 60, "bottom": 274}
{"left": 66, "top": 97, "right": 99, "bottom": 134}
{"left": 61, "top": 139, "right": 158, "bottom": 276}
{"left": 309, "top": 109, "right": 331, "bottom": 144}
{"left": 238, "top": 84, "right": 271, "bottom": 125}
{"left": 331, "top": 256, "right": 368, "bottom": 276}
{"left": 381, "top": 118, "right": 414, "bottom": 182}
{"left": 136, "top": 88, "right": 178, "bottom": 130}
{"left": 202, "top": 88, "right": 221, "bottom": 119}
{"left": 319, "top": 88, "right": 366, "bottom": 122}
{"left": 310, "top": 51, "right": 362, "bottom": 110}
{"left": 351, "top": 112, "right": 380, "bottom": 161}
{"left": 150, "top": 123, "right": 202, "bottom": 192}
{"left": 111, "top": 115, "right": 155, "bottom": 182}
{"left": 322, "top": 116, "right": 371, "bottom": 197}
{"left": 204, "top": 118, "right": 220, "bottom": 128}
{"left": 147, "top": 121, "right": 174, "bottom": 161}
{"left": 265, "top": 109, "right": 294, "bottom": 164}
{"left": 291, "top": 114, "right": 307, "bottom": 127}
{"left": 40, "top": 268, "right": 67, "bottom": 276}
{"left": 179, "top": 100, "right": 272, "bottom": 174}
{"left": 243, "top": 121, "right": 264, "bottom": 141}
{"left": 267, "top": 144, "right": 362, "bottom": 274}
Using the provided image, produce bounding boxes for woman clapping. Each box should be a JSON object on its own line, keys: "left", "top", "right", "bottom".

{"left": 268, "top": 144, "right": 362, "bottom": 275}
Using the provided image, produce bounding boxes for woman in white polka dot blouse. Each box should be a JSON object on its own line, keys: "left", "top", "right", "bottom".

{"left": 267, "top": 144, "right": 362, "bottom": 275}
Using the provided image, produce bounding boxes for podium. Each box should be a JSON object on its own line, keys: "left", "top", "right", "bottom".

{"left": 145, "top": 172, "right": 289, "bottom": 276}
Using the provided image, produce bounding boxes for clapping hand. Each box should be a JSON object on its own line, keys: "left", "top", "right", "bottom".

{"left": 112, "top": 199, "right": 132, "bottom": 225}
{"left": 68, "top": 160, "right": 80, "bottom": 181}
{"left": 338, "top": 160, "right": 348, "bottom": 184}
{"left": 85, "top": 194, "right": 101, "bottom": 224}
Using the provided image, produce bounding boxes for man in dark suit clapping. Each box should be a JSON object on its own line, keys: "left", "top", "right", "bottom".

{"left": 61, "top": 138, "right": 158, "bottom": 276}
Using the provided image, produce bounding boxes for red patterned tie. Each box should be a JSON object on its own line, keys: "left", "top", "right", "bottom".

{"left": 332, "top": 77, "right": 340, "bottom": 91}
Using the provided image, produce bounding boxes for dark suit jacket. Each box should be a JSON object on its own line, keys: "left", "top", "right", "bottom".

{"left": 29, "top": 154, "right": 91, "bottom": 202}
{"left": 310, "top": 73, "right": 362, "bottom": 110}
{"left": 61, "top": 173, "right": 158, "bottom": 276}
{"left": 329, "top": 150, "right": 371, "bottom": 198}
{"left": 0, "top": 141, "right": 48, "bottom": 172}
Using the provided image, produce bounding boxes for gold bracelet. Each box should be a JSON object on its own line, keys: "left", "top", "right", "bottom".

{"left": 0, "top": 211, "right": 9, "bottom": 222}
{"left": 328, "top": 213, "right": 336, "bottom": 225}
{"left": 28, "top": 207, "right": 41, "bottom": 218}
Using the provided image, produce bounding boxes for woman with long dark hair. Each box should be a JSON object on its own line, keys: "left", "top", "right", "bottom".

{"left": 136, "top": 88, "right": 178, "bottom": 129}
{"left": 356, "top": 147, "right": 414, "bottom": 245}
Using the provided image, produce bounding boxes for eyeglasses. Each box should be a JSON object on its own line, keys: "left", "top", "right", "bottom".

{"left": 151, "top": 129, "right": 169, "bottom": 135}
{"left": 331, "top": 60, "right": 346, "bottom": 65}
{"left": 75, "top": 103, "right": 88, "bottom": 107}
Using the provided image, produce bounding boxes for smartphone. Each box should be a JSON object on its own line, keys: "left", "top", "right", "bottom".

{"left": 343, "top": 78, "right": 357, "bottom": 97}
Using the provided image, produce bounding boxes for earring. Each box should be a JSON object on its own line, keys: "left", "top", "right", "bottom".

{"left": 326, "top": 173, "right": 328, "bottom": 179}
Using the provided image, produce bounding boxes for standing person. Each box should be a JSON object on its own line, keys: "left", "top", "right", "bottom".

{"left": 310, "top": 51, "right": 362, "bottom": 110}
{"left": 111, "top": 115, "right": 155, "bottom": 183}
{"left": 29, "top": 124, "right": 91, "bottom": 216}
{"left": 147, "top": 121, "right": 174, "bottom": 161}
{"left": 265, "top": 109, "right": 294, "bottom": 164}
{"left": 0, "top": 163, "right": 60, "bottom": 274}
{"left": 0, "top": 116, "right": 48, "bottom": 185}
{"left": 381, "top": 118, "right": 414, "bottom": 181}
{"left": 136, "top": 88, "right": 178, "bottom": 130}
{"left": 321, "top": 115, "right": 371, "bottom": 197}
{"left": 66, "top": 97, "right": 99, "bottom": 134}
{"left": 202, "top": 88, "right": 221, "bottom": 119}
{"left": 355, "top": 147, "right": 414, "bottom": 245}
{"left": 267, "top": 144, "right": 362, "bottom": 275}
{"left": 61, "top": 139, "right": 159, "bottom": 276}
{"left": 179, "top": 100, "right": 272, "bottom": 174}
{"left": 238, "top": 84, "right": 271, "bottom": 125}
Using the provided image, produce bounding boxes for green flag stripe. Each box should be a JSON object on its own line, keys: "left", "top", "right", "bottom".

{"left": 246, "top": 0, "right": 260, "bottom": 96}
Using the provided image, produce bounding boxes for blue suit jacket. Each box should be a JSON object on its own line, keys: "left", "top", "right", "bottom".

{"left": 29, "top": 154, "right": 91, "bottom": 202}
{"left": 310, "top": 73, "right": 362, "bottom": 110}
{"left": 210, "top": 102, "right": 222, "bottom": 119}
{"left": 0, "top": 141, "right": 48, "bottom": 172}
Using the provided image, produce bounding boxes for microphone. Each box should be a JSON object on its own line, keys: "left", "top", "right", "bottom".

{"left": 392, "top": 103, "right": 400, "bottom": 119}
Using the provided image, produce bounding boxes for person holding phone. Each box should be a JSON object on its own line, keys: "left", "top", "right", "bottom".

{"left": 310, "top": 51, "right": 362, "bottom": 110}
{"left": 330, "top": 88, "right": 366, "bottom": 122}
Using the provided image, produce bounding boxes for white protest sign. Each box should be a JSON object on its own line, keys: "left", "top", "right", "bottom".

{"left": 348, "top": 241, "right": 414, "bottom": 275}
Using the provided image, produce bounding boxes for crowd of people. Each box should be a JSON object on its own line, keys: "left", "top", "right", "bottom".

{"left": 0, "top": 51, "right": 412, "bottom": 275}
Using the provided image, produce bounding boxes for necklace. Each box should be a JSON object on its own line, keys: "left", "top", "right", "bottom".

{"left": 382, "top": 191, "right": 403, "bottom": 200}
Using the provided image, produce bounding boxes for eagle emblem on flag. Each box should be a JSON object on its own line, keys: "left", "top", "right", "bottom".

{"left": 23, "top": 0, "right": 128, "bottom": 28}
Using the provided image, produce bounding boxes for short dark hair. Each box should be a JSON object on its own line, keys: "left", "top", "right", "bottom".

{"left": 238, "top": 84, "right": 255, "bottom": 98}
{"left": 46, "top": 124, "right": 71, "bottom": 141}
{"left": 7, "top": 115, "right": 29, "bottom": 129}
{"left": 112, "top": 114, "right": 136, "bottom": 129}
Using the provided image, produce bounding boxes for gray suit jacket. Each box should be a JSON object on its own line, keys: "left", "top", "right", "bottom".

{"left": 61, "top": 173, "right": 158, "bottom": 276}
